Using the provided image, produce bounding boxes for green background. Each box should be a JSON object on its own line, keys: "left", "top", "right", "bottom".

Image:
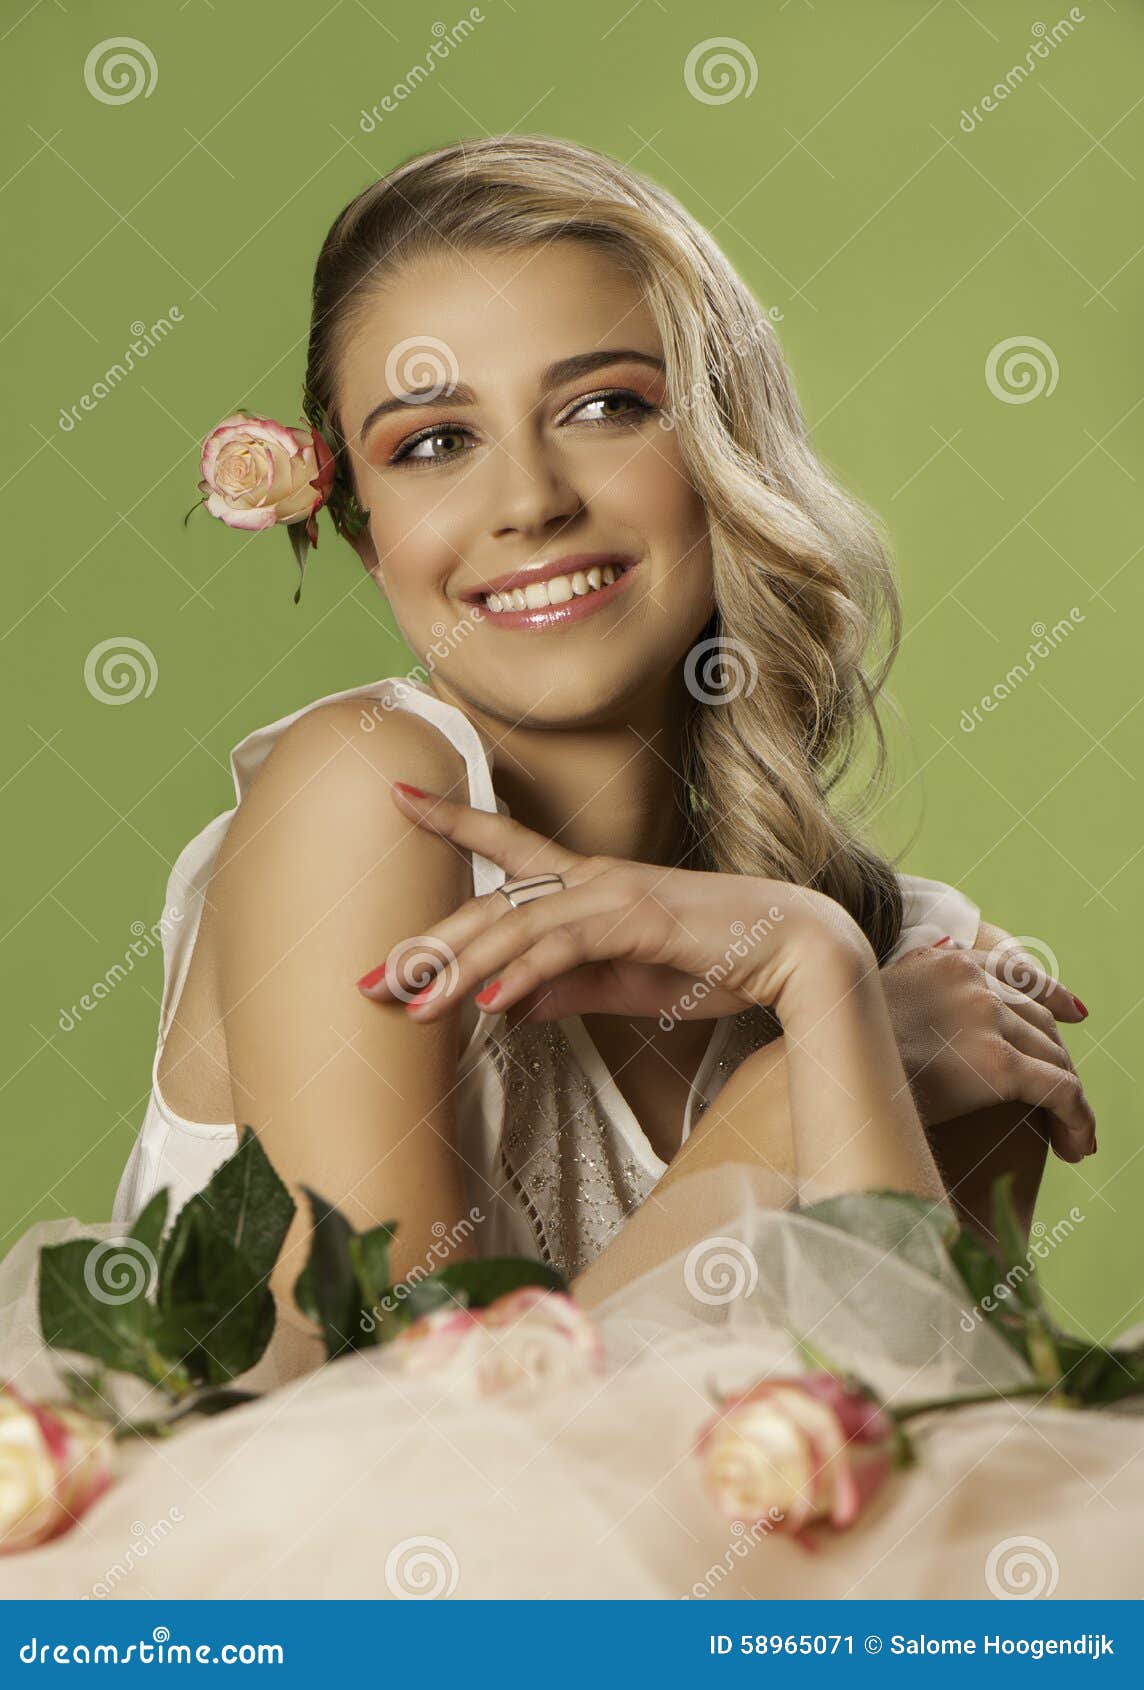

{"left": 1, "top": 0, "right": 1139, "bottom": 1342}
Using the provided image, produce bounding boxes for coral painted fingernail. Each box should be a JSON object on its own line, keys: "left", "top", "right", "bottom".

{"left": 475, "top": 980, "right": 502, "bottom": 1008}
{"left": 393, "top": 781, "right": 429, "bottom": 799}
{"left": 356, "top": 963, "right": 386, "bottom": 991}
{"left": 932, "top": 935, "right": 952, "bottom": 947}
{"left": 1072, "top": 995, "right": 1089, "bottom": 1018}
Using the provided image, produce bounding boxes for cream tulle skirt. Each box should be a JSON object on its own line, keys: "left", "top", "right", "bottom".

{"left": 2, "top": 1164, "right": 1141, "bottom": 1600}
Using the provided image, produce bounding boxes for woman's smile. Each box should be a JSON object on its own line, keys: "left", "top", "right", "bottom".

{"left": 460, "top": 554, "right": 642, "bottom": 631}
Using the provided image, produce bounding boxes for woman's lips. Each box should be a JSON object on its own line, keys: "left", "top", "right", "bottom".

{"left": 467, "top": 561, "right": 640, "bottom": 630}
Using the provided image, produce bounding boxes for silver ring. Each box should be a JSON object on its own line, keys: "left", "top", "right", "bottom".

{"left": 496, "top": 872, "right": 566, "bottom": 909}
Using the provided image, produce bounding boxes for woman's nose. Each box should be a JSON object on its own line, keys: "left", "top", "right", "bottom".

{"left": 485, "top": 430, "right": 583, "bottom": 538}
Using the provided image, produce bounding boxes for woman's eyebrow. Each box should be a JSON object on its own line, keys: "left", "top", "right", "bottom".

{"left": 357, "top": 348, "right": 665, "bottom": 445}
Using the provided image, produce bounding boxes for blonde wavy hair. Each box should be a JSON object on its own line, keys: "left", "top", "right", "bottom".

{"left": 304, "top": 134, "right": 906, "bottom": 961}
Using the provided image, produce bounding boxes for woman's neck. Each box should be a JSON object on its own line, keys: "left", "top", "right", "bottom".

{"left": 427, "top": 670, "right": 699, "bottom": 870}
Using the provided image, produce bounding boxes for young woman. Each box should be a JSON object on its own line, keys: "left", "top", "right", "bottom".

{"left": 110, "top": 135, "right": 1094, "bottom": 1383}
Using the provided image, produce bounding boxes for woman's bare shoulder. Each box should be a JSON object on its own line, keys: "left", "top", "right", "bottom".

{"left": 256, "top": 693, "right": 470, "bottom": 801}
{"left": 211, "top": 692, "right": 474, "bottom": 925}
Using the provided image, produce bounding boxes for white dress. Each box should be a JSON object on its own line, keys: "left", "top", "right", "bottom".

{"left": 8, "top": 686, "right": 1143, "bottom": 1597}
{"left": 110, "top": 672, "right": 982, "bottom": 1282}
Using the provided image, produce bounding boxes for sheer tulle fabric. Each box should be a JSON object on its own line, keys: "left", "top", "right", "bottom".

{"left": 2, "top": 1164, "right": 1141, "bottom": 1599}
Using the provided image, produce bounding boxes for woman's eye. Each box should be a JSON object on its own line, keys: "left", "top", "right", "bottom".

{"left": 390, "top": 426, "right": 472, "bottom": 467}
{"left": 568, "top": 389, "right": 653, "bottom": 425}
{"left": 388, "top": 390, "right": 653, "bottom": 468}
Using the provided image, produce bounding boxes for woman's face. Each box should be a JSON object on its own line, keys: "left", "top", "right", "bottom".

{"left": 337, "top": 240, "right": 715, "bottom": 727}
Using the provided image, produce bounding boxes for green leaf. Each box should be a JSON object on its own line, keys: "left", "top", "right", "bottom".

{"left": 349, "top": 1222, "right": 400, "bottom": 1339}
{"left": 151, "top": 1126, "right": 294, "bottom": 1386}
{"left": 392, "top": 1278, "right": 458, "bottom": 1325}
{"left": 287, "top": 522, "right": 310, "bottom": 604}
{"left": 38, "top": 1238, "right": 164, "bottom": 1388}
{"left": 293, "top": 1261, "right": 318, "bottom": 1324}
{"left": 298, "top": 1188, "right": 371, "bottom": 1360}
{"left": 990, "top": 1173, "right": 1042, "bottom": 1314}
{"left": 155, "top": 1201, "right": 276, "bottom": 1387}
{"left": 159, "top": 1123, "right": 294, "bottom": 1291}
{"left": 130, "top": 1187, "right": 169, "bottom": 1263}
{"left": 988, "top": 1175, "right": 1062, "bottom": 1386}
{"left": 1062, "top": 1339, "right": 1144, "bottom": 1406}
{"left": 798, "top": 1189, "right": 963, "bottom": 1290}
{"left": 417, "top": 1256, "right": 566, "bottom": 1310}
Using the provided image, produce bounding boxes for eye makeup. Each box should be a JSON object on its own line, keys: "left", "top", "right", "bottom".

{"left": 386, "top": 386, "right": 659, "bottom": 470}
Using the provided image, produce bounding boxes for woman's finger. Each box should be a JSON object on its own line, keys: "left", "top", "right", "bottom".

{"left": 360, "top": 873, "right": 596, "bottom": 999}
{"left": 395, "top": 882, "right": 632, "bottom": 1018}
{"left": 976, "top": 938, "right": 1087, "bottom": 1023}
{"left": 452, "top": 914, "right": 658, "bottom": 1020}
{"left": 389, "top": 782, "right": 583, "bottom": 879}
{"left": 998, "top": 1004, "right": 1073, "bottom": 1073}
{"left": 1000, "top": 1053, "right": 1096, "bottom": 1162}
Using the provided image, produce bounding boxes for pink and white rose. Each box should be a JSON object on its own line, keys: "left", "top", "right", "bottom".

{"left": 0, "top": 1384, "right": 115, "bottom": 1555}
{"left": 198, "top": 411, "right": 335, "bottom": 534}
{"left": 695, "top": 1373, "right": 895, "bottom": 1542}
{"left": 389, "top": 1288, "right": 606, "bottom": 1398}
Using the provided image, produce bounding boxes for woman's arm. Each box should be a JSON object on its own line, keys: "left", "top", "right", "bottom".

{"left": 574, "top": 925, "right": 944, "bottom": 1309}
{"left": 210, "top": 698, "right": 481, "bottom": 1347}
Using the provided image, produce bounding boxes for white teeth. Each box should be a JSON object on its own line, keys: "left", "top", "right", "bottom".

{"left": 480, "top": 564, "right": 627, "bottom": 613}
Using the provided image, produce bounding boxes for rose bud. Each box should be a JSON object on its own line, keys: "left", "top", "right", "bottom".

{"left": 388, "top": 1306, "right": 488, "bottom": 1389}
{"left": 0, "top": 1383, "right": 114, "bottom": 1555}
{"left": 198, "top": 412, "right": 335, "bottom": 534}
{"left": 694, "top": 1373, "right": 895, "bottom": 1543}
{"left": 389, "top": 1289, "right": 605, "bottom": 1398}
{"left": 474, "top": 1288, "right": 606, "bottom": 1396}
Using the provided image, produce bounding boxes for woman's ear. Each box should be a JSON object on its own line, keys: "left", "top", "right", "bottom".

{"left": 349, "top": 522, "right": 381, "bottom": 580}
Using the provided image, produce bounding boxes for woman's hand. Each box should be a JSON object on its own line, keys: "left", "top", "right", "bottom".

{"left": 880, "top": 918, "right": 1096, "bottom": 1163}
{"left": 360, "top": 782, "right": 945, "bottom": 1206}
{"left": 355, "top": 782, "right": 866, "bottom": 1027}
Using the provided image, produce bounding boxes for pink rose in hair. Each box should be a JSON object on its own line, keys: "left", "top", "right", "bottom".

{"left": 198, "top": 411, "right": 335, "bottom": 538}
